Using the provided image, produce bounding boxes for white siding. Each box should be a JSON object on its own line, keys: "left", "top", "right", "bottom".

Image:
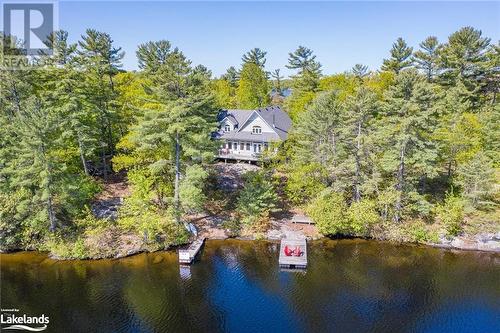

{"left": 221, "top": 119, "right": 236, "bottom": 131}
{"left": 239, "top": 112, "right": 274, "bottom": 133}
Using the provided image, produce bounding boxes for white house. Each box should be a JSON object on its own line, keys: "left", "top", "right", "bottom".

{"left": 214, "top": 106, "right": 292, "bottom": 162}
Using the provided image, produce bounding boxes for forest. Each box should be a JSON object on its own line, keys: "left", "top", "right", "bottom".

{"left": 0, "top": 26, "right": 498, "bottom": 258}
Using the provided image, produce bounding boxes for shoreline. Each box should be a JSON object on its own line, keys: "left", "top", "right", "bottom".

{"left": 1, "top": 233, "right": 499, "bottom": 261}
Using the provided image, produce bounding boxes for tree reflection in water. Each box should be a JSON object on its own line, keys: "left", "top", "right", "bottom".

{"left": 1, "top": 240, "right": 499, "bottom": 333}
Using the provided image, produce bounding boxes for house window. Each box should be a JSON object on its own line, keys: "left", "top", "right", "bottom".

{"left": 252, "top": 126, "right": 262, "bottom": 134}
{"left": 240, "top": 142, "right": 244, "bottom": 150}
{"left": 224, "top": 124, "right": 231, "bottom": 132}
{"left": 233, "top": 142, "right": 237, "bottom": 150}
{"left": 246, "top": 143, "right": 251, "bottom": 150}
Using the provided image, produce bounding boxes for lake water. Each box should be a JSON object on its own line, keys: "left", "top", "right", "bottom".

{"left": 1, "top": 239, "right": 499, "bottom": 333}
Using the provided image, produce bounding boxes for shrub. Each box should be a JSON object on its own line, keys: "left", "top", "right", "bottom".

{"left": 407, "top": 221, "right": 429, "bottom": 243}
{"left": 306, "top": 190, "right": 348, "bottom": 236}
{"left": 236, "top": 171, "right": 278, "bottom": 220}
{"left": 223, "top": 217, "right": 242, "bottom": 237}
{"left": 117, "top": 196, "right": 188, "bottom": 246}
{"left": 436, "top": 195, "right": 464, "bottom": 236}
{"left": 285, "top": 163, "right": 327, "bottom": 205}
{"left": 46, "top": 236, "right": 88, "bottom": 260}
{"left": 347, "top": 199, "right": 379, "bottom": 236}
{"left": 179, "top": 165, "right": 209, "bottom": 213}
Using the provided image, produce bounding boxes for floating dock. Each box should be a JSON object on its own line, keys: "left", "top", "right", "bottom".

{"left": 178, "top": 238, "right": 206, "bottom": 264}
{"left": 278, "top": 238, "right": 307, "bottom": 269}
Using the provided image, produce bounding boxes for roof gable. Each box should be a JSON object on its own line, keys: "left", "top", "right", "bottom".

{"left": 217, "top": 106, "right": 292, "bottom": 140}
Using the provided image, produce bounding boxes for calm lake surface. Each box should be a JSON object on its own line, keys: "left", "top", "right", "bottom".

{"left": 1, "top": 239, "right": 499, "bottom": 333}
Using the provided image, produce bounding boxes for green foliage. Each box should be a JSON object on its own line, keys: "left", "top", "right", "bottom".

{"left": 347, "top": 200, "right": 379, "bottom": 236}
{"left": 406, "top": 221, "right": 432, "bottom": 243}
{"left": 179, "top": 165, "right": 209, "bottom": 213}
{"left": 456, "top": 152, "right": 496, "bottom": 208}
{"left": 287, "top": 46, "right": 322, "bottom": 83}
{"left": 413, "top": 36, "right": 441, "bottom": 81}
{"left": 236, "top": 62, "right": 270, "bottom": 108}
{"left": 212, "top": 78, "right": 237, "bottom": 108}
{"left": 284, "top": 90, "right": 316, "bottom": 122}
{"left": 436, "top": 195, "right": 465, "bottom": 236}
{"left": 241, "top": 48, "right": 267, "bottom": 68}
{"left": 236, "top": 171, "right": 278, "bottom": 220}
{"left": 377, "top": 69, "right": 440, "bottom": 221}
{"left": 1, "top": 25, "right": 498, "bottom": 254}
{"left": 382, "top": 37, "right": 413, "bottom": 73}
{"left": 117, "top": 196, "right": 188, "bottom": 245}
{"left": 306, "top": 190, "right": 348, "bottom": 236}
{"left": 319, "top": 74, "right": 359, "bottom": 99}
{"left": 46, "top": 236, "right": 88, "bottom": 260}
{"left": 285, "top": 163, "right": 327, "bottom": 205}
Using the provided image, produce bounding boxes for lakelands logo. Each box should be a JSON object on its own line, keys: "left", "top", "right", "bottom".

{"left": 1, "top": 309, "right": 49, "bottom": 331}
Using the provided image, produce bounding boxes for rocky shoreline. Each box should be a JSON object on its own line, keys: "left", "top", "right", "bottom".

{"left": 428, "top": 233, "right": 500, "bottom": 252}
{"left": 2, "top": 228, "right": 498, "bottom": 260}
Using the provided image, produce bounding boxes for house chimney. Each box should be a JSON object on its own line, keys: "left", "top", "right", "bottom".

{"left": 272, "top": 113, "right": 276, "bottom": 128}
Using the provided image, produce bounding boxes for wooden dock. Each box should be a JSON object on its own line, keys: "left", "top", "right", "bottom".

{"left": 178, "top": 238, "right": 206, "bottom": 264}
{"left": 291, "top": 214, "right": 314, "bottom": 225}
{"left": 278, "top": 238, "right": 307, "bottom": 269}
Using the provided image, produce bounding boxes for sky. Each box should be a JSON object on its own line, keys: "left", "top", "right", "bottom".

{"left": 59, "top": 1, "right": 500, "bottom": 77}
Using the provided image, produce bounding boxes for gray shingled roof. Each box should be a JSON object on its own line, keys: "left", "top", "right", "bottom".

{"left": 215, "top": 131, "right": 281, "bottom": 142}
{"left": 215, "top": 106, "right": 292, "bottom": 141}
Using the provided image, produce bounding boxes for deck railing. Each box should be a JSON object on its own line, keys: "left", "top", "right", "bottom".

{"left": 217, "top": 149, "right": 261, "bottom": 160}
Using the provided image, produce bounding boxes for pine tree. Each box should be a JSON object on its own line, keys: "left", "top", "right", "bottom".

{"left": 78, "top": 29, "right": 124, "bottom": 178}
{"left": 223, "top": 66, "right": 239, "bottom": 87}
{"left": 378, "top": 70, "right": 439, "bottom": 221}
{"left": 287, "top": 46, "right": 322, "bottom": 91}
{"left": 241, "top": 48, "right": 267, "bottom": 68}
{"left": 44, "top": 30, "right": 77, "bottom": 65}
{"left": 270, "top": 68, "right": 284, "bottom": 96}
{"left": 413, "top": 36, "right": 441, "bottom": 81}
{"left": 342, "top": 88, "right": 378, "bottom": 201}
{"left": 351, "top": 64, "right": 369, "bottom": 80}
{"left": 483, "top": 43, "right": 499, "bottom": 104}
{"left": 131, "top": 41, "right": 218, "bottom": 222}
{"left": 236, "top": 62, "right": 270, "bottom": 109}
{"left": 439, "top": 27, "right": 492, "bottom": 106}
{"left": 294, "top": 91, "right": 346, "bottom": 186}
{"left": 136, "top": 40, "right": 173, "bottom": 73}
{"left": 382, "top": 37, "right": 413, "bottom": 74}
{"left": 456, "top": 151, "right": 495, "bottom": 207}
{"left": 8, "top": 98, "right": 61, "bottom": 231}
{"left": 41, "top": 31, "right": 97, "bottom": 175}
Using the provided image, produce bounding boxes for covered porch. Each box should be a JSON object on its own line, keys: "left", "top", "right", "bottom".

{"left": 217, "top": 140, "right": 268, "bottom": 161}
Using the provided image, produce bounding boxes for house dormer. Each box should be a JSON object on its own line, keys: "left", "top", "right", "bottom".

{"left": 220, "top": 115, "right": 238, "bottom": 132}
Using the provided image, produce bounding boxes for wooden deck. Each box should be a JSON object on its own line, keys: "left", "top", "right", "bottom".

{"left": 178, "top": 238, "right": 206, "bottom": 264}
{"left": 291, "top": 214, "right": 314, "bottom": 224}
{"left": 217, "top": 151, "right": 261, "bottom": 162}
{"left": 278, "top": 238, "right": 307, "bottom": 269}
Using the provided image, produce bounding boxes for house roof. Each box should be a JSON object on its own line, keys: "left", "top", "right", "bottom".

{"left": 215, "top": 106, "right": 292, "bottom": 141}
{"left": 214, "top": 131, "right": 281, "bottom": 142}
